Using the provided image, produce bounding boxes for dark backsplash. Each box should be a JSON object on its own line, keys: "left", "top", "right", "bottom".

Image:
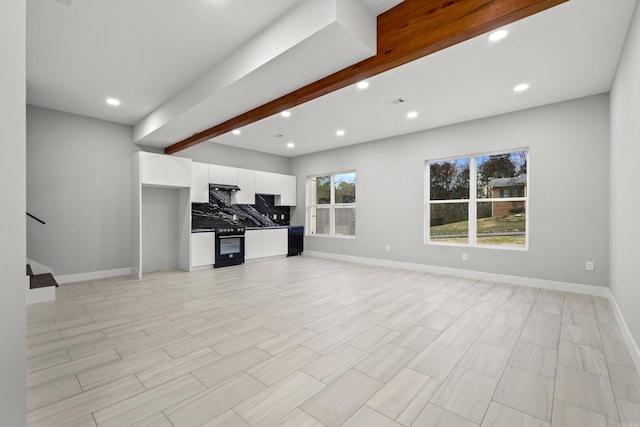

{"left": 192, "top": 188, "right": 290, "bottom": 230}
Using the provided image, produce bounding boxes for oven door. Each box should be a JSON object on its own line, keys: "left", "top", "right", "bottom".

{"left": 215, "top": 234, "right": 245, "bottom": 267}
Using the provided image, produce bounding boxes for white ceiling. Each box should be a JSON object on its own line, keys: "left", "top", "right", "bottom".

{"left": 27, "top": 0, "right": 637, "bottom": 157}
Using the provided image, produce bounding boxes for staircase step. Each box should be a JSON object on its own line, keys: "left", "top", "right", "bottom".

{"left": 27, "top": 264, "right": 34, "bottom": 277}
{"left": 30, "top": 273, "right": 58, "bottom": 289}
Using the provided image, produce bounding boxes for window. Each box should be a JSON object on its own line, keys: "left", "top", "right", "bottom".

{"left": 426, "top": 150, "right": 528, "bottom": 248}
{"left": 308, "top": 171, "right": 356, "bottom": 237}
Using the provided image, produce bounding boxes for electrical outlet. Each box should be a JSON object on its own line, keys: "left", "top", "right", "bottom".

{"left": 281, "top": 214, "right": 285, "bottom": 220}
{"left": 586, "top": 261, "right": 594, "bottom": 271}
{"left": 386, "top": 245, "right": 391, "bottom": 252}
{"left": 462, "top": 253, "right": 468, "bottom": 261}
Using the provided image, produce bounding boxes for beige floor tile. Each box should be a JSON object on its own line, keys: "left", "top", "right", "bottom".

{"left": 491, "top": 311, "right": 527, "bottom": 330}
{"left": 551, "top": 400, "right": 620, "bottom": 427}
{"left": 563, "top": 310, "right": 598, "bottom": 329}
{"left": 596, "top": 309, "right": 618, "bottom": 325}
{"left": 482, "top": 401, "right": 550, "bottom": 427}
{"left": 391, "top": 325, "right": 441, "bottom": 352}
{"left": 560, "top": 324, "right": 602, "bottom": 349}
{"left": 93, "top": 374, "right": 206, "bottom": 426}
{"left": 341, "top": 312, "right": 386, "bottom": 332}
{"left": 555, "top": 365, "right": 618, "bottom": 419}
{"left": 533, "top": 300, "right": 563, "bottom": 316}
{"left": 608, "top": 364, "right": 640, "bottom": 404}
{"left": 420, "top": 311, "right": 458, "bottom": 331}
{"left": 435, "top": 324, "right": 481, "bottom": 351}
{"left": 557, "top": 340, "right": 608, "bottom": 376}
{"left": 212, "top": 327, "right": 277, "bottom": 356}
{"left": 129, "top": 412, "right": 174, "bottom": 427}
{"left": 347, "top": 325, "right": 400, "bottom": 353}
{"left": 411, "top": 403, "right": 479, "bottom": 427}
{"left": 161, "top": 329, "right": 232, "bottom": 358}
{"left": 201, "top": 410, "right": 251, "bottom": 427}
{"left": 256, "top": 327, "right": 318, "bottom": 356}
{"left": 27, "top": 348, "right": 71, "bottom": 373}
{"left": 509, "top": 341, "right": 558, "bottom": 378}
{"left": 27, "top": 375, "right": 145, "bottom": 426}
{"left": 617, "top": 399, "right": 640, "bottom": 425}
{"left": 301, "top": 326, "right": 359, "bottom": 354}
{"left": 355, "top": 343, "right": 416, "bottom": 382}
{"left": 136, "top": 347, "right": 221, "bottom": 389}
{"left": 165, "top": 373, "right": 265, "bottom": 427}
{"left": 343, "top": 406, "right": 401, "bottom": 427}
{"left": 602, "top": 339, "right": 636, "bottom": 368}
{"left": 366, "top": 368, "right": 441, "bottom": 425}
{"left": 234, "top": 371, "right": 325, "bottom": 427}
{"left": 459, "top": 342, "right": 510, "bottom": 379}
{"left": 27, "top": 375, "right": 82, "bottom": 412}
{"left": 431, "top": 366, "right": 497, "bottom": 423}
{"left": 300, "top": 369, "right": 382, "bottom": 427}
{"left": 520, "top": 323, "right": 561, "bottom": 349}
{"left": 477, "top": 324, "right": 520, "bottom": 350}
{"left": 301, "top": 344, "right": 369, "bottom": 384}
{"left": 270, "top": 408, "right": 324, "bottom": 426}
{"left": 247, "top": 346, "right": 320, "bottom": 386}
{"left": 77, "top": 347, "right": 172, "bottom": 390}
{"left": 27, "top": 349, "right": 120, "bottom": 389}
{"left": 528, "top": 311, "right": 562, "bottom": 330}
{"left": 494, "top": 366, "right": 554, "bottom": 421}
{"left": 191, "top": 346, "right": 271, "bottom": 388}
{"left": 408, "top": 342, "right": 465, "bottom": 380}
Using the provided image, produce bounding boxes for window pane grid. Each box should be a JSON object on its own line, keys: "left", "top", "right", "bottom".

{"left": 308, "top": 172, "right": 356, "bottom": 237}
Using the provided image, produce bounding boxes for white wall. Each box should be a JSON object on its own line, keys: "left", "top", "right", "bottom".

{"left": 142, "top": 187, "right": 180, "bottom": 273}
{"left": 292, "top": 94, "right": 610, "bottom": 287}
{"left": 610, "top": 1, "right": 640, "bottom": 348}
{"left": 177, "top": 141, "right": 291, "bottom": 174}
{"left": 26, "top": 106, "right": 135, "bottom": 276}
{"left": 0, "top": 0, "right": 27, "bottom": 424}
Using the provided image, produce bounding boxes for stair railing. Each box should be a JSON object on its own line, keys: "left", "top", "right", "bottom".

{"left": 26, "top": 212, "right": 46, "bottom": 225}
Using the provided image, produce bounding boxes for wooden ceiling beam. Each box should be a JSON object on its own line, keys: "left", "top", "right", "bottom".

{"left": 165, "top": 0, "right": 567, "bottom": 154}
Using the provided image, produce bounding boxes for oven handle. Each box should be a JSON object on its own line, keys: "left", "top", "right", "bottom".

{"left": 218, "top": 235, "right": 245, "bottom": 239}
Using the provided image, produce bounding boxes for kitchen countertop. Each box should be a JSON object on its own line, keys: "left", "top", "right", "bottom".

{"left": 192, "top": 225, "right": 303, "bottom": 233}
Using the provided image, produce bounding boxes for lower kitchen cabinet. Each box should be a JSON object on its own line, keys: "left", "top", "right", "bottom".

{"left": 191, "top": 232, "right": 215, "bottom": 267}
{"left": 245, "top": 228, "right": 288, "bottom": 260}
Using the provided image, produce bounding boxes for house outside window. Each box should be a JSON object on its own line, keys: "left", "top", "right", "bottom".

{"left": 308, "top": 171, "right": 356, "bottom": 237}
{"left": 427, "top": 150, "right": 528, "bottom": 248}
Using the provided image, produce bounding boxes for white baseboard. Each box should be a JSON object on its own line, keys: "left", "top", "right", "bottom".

{"left": 608, "top": 290, "right": 640, "bottom": 373}
{"left": 304, "top": 251, "right": 610, "bottom": 297}
{"left": 56, "top": 267, "right": 133, "bottom": 284}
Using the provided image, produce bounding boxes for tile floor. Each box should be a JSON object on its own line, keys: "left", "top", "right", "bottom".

{"left": 25, "top": 256, "right": 640, "bottom": 426}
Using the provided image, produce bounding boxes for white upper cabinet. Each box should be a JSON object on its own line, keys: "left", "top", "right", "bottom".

{"left": 255, "top": 171, "right": 280, "bottom": 195}
{"left": 232, "top": 168, "right": 256, "bottom": 205}
{"left": 276, "top": 174, "right": 296, "bottom": 206}
{"left": 191, "top": 162, "right": 210, "bottom": 203}
{"left": 140, "top": 152, "right": 191, "bottom": 188}
{"left": 209, "top": 165, "right": 237, "bottom": 185}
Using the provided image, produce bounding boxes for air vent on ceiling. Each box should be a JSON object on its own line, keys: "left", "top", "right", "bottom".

{"left": 385, "top": 98, "right": 405, "bottom": 105}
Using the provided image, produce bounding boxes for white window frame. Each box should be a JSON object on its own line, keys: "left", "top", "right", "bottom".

{"left": 425, "top": 149, "right": 529, "bottom": 251}
{"left": 307, "top": 171, "right": 356, "bottom": 238}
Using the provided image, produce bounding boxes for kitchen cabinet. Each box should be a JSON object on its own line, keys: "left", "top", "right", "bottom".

{"left": 191, "top": 232, "right": 215, "bottom": 267}
{"left": 191, "top": 162, "right": 210, "bottom": 203}
{"left": 276, "top": 174, "right": 296, "bottom": 206}
{"left": 209, "top": 165, "right": 237, "bottom": 185}
{"left": 245, "top": 228, "right": 288, "bottom": 260}
{"left": 140, "top": 152, "right": 191, "bottom": 187}
{"left": 255, "top": 171, "right": 280, "bottom": 194}
{"left": 232, "top": 168, "right": 256, "bottom": 205}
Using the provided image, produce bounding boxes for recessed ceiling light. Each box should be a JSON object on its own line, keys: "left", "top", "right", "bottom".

{"left": 106, "top": 98, "right": 120, "bottom": 106}
{"left": 287, "top": 142, "right": 295, "bottom": 148}
{"left": 232, "top": 129, "right": 241, "bottom": 135}
{"left": 356, "top": 81, "right": 369, "bottom": 89}
{"left": 514, "top": 83, "right": 529, "bottom": 92}
{"left": 281, "top": 111, "right": 291, "bottom": 117}
{"left": 336, "top": 130, "right": 345, "bottom": 136}
{"left": 489, "top": 29, "right": 508, "bottom": 42}
{"left": 407, "top": 111, "right": 418, "bottom": 119}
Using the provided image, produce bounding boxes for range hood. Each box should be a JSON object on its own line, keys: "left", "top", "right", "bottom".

{"left": 210, "top": 183, "right": 241, "bottom": 192}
